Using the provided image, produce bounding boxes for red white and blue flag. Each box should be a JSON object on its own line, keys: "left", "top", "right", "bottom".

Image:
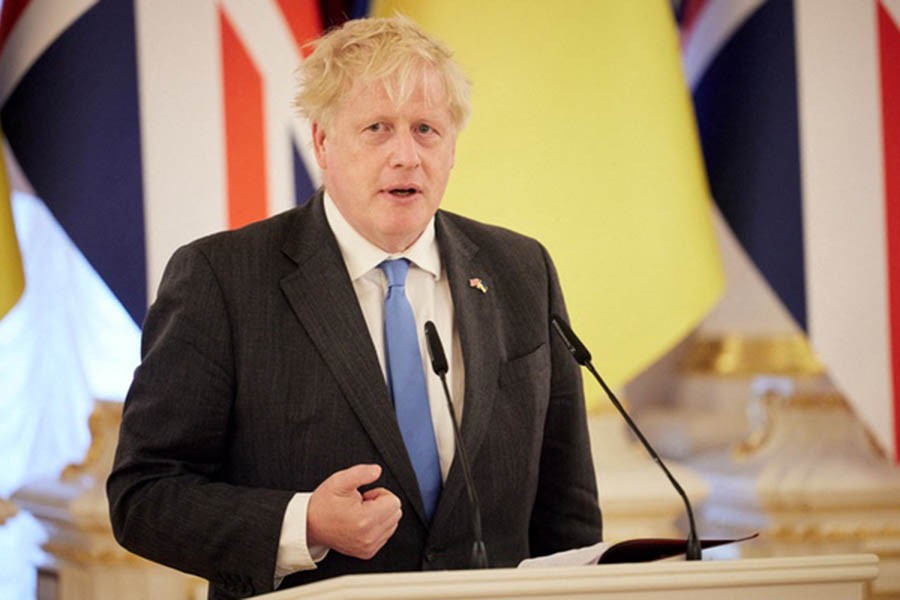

{"left": 682, "top": 0, "right": 900, "bottom": 462}
{"left": 0, "top": 0, "right": 341, "bottom": 495}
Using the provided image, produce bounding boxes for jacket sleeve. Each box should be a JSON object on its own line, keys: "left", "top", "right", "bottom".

{"left": 528, "top": 244, "right": 603, "bottom": 556}
{"left": 106, "top": 243, "right": 294, "bottom": 598}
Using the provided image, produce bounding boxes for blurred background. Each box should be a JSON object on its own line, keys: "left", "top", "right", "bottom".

{"left": 1, "top": 0, "right": 898, "bottom": 598}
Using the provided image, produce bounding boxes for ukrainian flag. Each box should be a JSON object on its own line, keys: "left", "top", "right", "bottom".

{"left": 374, "top": 1, "right": 724, "bottom": 401}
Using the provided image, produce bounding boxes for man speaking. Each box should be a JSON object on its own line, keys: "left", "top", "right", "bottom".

{"left": 107, "top": 15, "right": 601, "bottom": 599}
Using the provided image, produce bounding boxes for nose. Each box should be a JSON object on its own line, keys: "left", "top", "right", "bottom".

{"left": 390, "top": 130, "right": 421, "bottom": 169}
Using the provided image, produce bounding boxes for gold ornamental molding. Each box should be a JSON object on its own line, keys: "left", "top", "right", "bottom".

{"left": 61, "top": 400, "right": 122, "bottom": 481}
{"left": 732, "top": 390, "right": 889, "bottom": 459}
{"left": 0, "top": 498, "right": 18, "bottom": 525}
{"left": 680, "top": 334, "right": 825, "bottom": 377}
{"left": 733, "top": 390, "right": 848, "bottom": 459}
{"left": 768, "top": 522, "right": 900, "bottom": 543}
{"left": 776, "top": 391, "right": 847, "bottom": 409}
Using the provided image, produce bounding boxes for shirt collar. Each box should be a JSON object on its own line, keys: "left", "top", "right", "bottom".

{"left": 323, "top": 192, "right": 441, "bottom": 282}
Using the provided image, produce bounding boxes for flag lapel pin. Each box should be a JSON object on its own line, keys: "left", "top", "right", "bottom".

{"left": 468, "top": 277, "right": 488, "bottom": 294}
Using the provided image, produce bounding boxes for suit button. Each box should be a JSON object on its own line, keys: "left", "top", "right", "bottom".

{"left": 425, "top": 548, "right": 442, "bottom": 562}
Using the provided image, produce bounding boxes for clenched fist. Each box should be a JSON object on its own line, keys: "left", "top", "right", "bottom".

{"left": 306, "top": 464, "right": 403, "bottom": 560}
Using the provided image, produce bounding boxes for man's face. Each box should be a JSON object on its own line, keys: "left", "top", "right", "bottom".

{"left": 312, "top": 70, "right": 457, "bottom": 252}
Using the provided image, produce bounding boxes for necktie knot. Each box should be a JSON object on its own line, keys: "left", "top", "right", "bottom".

{"left": 379, "top": 258, "right": 410, "bottom": 288}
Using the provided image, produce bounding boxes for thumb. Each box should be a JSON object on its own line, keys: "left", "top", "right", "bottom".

{"left": 329, "top": 463, "right": 382, "bottom": 494}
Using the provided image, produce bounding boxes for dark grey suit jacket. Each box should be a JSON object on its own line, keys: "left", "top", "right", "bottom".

{"left": 107, "top": 193, "right": 601, "bottom": 599}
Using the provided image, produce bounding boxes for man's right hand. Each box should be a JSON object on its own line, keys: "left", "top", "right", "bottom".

{"left": 306, "top": 464, "right": 402, "bottom": 560}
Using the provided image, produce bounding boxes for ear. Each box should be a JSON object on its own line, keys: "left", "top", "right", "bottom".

{"left": 312, "top": 121, "right": 328, "bottom": 170}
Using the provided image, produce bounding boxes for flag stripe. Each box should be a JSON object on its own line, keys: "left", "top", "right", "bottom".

{"left": 692, "top": 0, "right": 806, "bottom": 328}
{"left": 275, "top": 0, "right": 322, "bottom": 57}
{"left": 679, "top": 0, "right": 709, "bottom": 38}
{"left": 0, "top": 0, "right": 31, "bottom": 54}
{"left": 878, "top": 0, "right": 900, "bottom": 460}
{"left": 0, "top": 0, "right": 97, "bottom": 113}
{"left": 220, "top": 9, "right": 268, "bottom": 229}
{"left": 292, "top": 138, "right": 315, "bottom": 205}
{"left": 218, "top": 1, "right": 316, "bottom": 216}
{"left": 135, "top": 1, "right": 227, "bottom": 304}
{"left": 796, "top": 0, "right": 894, "bottom": 459}
{"left": 0, "top": 0, "right": 145, "bottom": 323}
{"left": 681, "top": 0, "right": 766, "bottom": 89}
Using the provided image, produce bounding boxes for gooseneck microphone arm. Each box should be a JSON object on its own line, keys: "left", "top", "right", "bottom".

{"left": 550, "top": 315, "right": 702, "bottom": 561}
{"left": 423, "top": 321, "right": 488, "bottom": 569}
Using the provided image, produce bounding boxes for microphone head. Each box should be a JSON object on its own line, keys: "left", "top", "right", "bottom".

{"left": 551, "top": 314, "right": 592, "bottom": 366}
{"left": 424, "top": 321, "right": 449, "bottom": 376}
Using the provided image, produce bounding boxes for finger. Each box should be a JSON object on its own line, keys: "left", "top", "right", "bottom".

{"left": 364, "top": 490, "right": 402, "bottom": 516}
{"left": 346, "top": 509, "right": 400, "bottom": 561}
{"left": 360, "top": 511, "right": 402, "bottom": 558}
{"left": 363, "top": 500, "right": 402, "bottom": 532}
{"left": 329, "top": 464, "right": 382, "bottom": 494}
{"left": 361, "top": 486, "right": 394, "bottom": 501}
{"left": 371, "top": 515, "right": 401, "bottom": 547}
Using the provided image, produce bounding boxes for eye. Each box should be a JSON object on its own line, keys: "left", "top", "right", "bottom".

{"left": 366, "top": 122, "right": 384, "bottom": 133}
{"left": 416, "top": 123, "right": 435, "bottom": 135}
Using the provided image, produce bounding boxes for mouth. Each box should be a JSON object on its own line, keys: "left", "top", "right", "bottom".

{"left": 383, "top": 185, "right": 422, "bottom": 198}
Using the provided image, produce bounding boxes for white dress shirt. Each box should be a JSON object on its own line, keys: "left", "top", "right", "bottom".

{"left": 274, "top": 194, "right": 465, "bottom": 579}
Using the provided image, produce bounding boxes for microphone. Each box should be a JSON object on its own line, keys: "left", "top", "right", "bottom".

{"left": 550, "top": 315, "right": 703, "bottom": 561}
{"left": 424, "top": 321, "right": 488, "bottom": 569}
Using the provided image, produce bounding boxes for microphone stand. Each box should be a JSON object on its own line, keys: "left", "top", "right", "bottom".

{"left": 437, "top": 372, "right": 489, "bottom": 569}
{"left": 551, "top": 315, "right": 702, "bottom": 561}
{"left": 424, "top": 321, "right": 489, "bottom": 568}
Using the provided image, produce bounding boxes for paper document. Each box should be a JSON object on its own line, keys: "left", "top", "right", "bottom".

{"left": 518, "top": 542, "right": 609, "bottom": 568}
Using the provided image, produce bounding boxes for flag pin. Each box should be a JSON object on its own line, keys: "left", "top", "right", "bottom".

{"left": 468, "top": 277, "right": 488, "bottom": 294}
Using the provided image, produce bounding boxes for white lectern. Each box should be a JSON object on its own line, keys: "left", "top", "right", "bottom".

{"left": 254, "top": 553, "right": 878, "bottom": 599}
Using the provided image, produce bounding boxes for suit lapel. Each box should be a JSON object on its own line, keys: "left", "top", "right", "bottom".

{"left": 279, "top": 194, "right": 427, "bottom": 522}
{"left": 431, "top": 212, "right": 500, "bottom": 527}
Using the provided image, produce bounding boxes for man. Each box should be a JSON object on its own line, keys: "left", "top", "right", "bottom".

{"left": 108, "top": 15, "right": 601, "bottom": 599}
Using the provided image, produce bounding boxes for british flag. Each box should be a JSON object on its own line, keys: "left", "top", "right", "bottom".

{"left": 682, "top": 0, "right": 900, "bottom": 461}
{"left": 0, "top": 0, "right": 358, "bottom": 498}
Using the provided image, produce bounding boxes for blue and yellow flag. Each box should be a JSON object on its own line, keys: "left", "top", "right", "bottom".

{"left": 374, "top": 1, "right": 724, "bottom": 402}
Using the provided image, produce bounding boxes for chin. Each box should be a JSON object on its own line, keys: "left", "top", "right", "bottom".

{"left": 378, "top": 220, "right": 430, "bottom": 249}
{"left": 386, "top": 206, "right": 432, "bottom": 229}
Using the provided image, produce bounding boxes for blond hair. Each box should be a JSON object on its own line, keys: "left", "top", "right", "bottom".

{"left": 295, "top": 15, "right": 471, "bottom": 131}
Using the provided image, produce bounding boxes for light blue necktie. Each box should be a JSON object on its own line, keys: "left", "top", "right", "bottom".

{"left": 379, "top": 259, "right": 442, "bottom": 521}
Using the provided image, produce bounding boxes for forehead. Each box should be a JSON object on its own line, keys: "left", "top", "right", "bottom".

{"left": 339, "top": 68, "right": 451, "bottom": 119}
